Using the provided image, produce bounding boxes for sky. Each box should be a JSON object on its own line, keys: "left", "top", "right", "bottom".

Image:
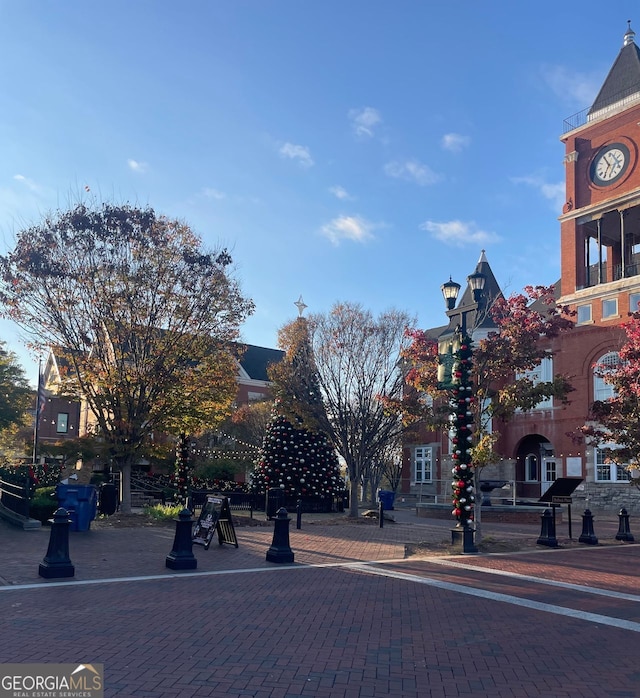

{"left": 0, "top": 1, "right": 637, "bottom": 387}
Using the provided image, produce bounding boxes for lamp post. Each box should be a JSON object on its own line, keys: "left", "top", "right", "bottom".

{"left": 439, "top": 271, "right": 486, "bottom": 554}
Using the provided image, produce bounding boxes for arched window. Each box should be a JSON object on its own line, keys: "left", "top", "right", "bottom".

{"left": 593, "top": 352, "right": 620, "bottom": 402}
{"left": 525, "top": 454, "right": 538, "bottom": 482}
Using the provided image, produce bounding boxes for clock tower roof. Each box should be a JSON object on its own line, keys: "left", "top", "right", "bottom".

{"left": 589, "top": 21, "right": 640, "bottom": 117}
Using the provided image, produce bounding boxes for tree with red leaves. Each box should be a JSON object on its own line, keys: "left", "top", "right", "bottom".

{"left": 399, "top": 284, "right": 574, "bottom": 530}
{"left": 581, "top": 312, "right": 640, "bottom": 490}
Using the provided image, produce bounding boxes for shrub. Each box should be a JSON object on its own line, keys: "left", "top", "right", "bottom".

{"left": 143, "top": 503, "right": 183, "bottom": 521}
{"left": 29, "top": 486, "right": 58, "bottom": 524}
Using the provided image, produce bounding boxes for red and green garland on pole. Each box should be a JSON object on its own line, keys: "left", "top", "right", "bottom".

{"left": 450, "top": 335, "right": 476, "bottom": 527}
{"left": 174, "top": 433, "right": 192, "bottom": 506}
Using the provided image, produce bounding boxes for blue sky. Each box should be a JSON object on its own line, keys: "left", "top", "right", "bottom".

{"left": 0, "top": 1, "right": 636, "bottom": 386}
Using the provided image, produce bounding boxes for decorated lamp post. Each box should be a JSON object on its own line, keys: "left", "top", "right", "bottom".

{"left": 439, "top": 271, "right": 485, "bottom": 554}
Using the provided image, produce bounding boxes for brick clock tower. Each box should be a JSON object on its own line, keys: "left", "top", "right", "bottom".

{"left": 404, "top": 24, "right": 640, "bottom": 511}
{"left": 559, "top": 22, "right": 640, "bottom": 321}
{"left": 552, "top": 21, "right": 640, "bottom": 506}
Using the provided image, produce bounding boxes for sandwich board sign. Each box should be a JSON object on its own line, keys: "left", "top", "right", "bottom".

{"left": 192, "top": 495, "right": 238, "bottom": 551}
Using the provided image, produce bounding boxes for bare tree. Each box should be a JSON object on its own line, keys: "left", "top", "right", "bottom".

{"left": 273, "top": 303, "right": 413, "bottom": 517}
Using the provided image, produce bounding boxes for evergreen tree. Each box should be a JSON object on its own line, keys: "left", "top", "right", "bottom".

{"left": 251, "top": 411, "right": 342, "bottom": 499}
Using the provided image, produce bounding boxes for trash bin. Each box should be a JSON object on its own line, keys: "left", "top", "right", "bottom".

{"left": 266, "top": 487, "right": 285, "bottom": 520}
{"left": 56, "top": 484, "right": 98, "bottom": 531}
{"left": 378, "top": 490, "right": 395, "bottom": 511}
{"left": 99, "top": 482, "right": 118, "bottom": 516}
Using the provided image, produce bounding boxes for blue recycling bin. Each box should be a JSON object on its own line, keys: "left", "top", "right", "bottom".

{"left": 56, "top": 484, "right": 98, "bottom": 531}
{"left": 378, "top": 490, "right": 395, "bottom": 511}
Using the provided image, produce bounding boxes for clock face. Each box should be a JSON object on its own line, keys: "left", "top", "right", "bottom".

{"left": 590, "top": 143, "right": 631, "bottom": 186}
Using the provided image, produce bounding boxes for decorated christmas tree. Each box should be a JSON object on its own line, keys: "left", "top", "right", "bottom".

{"left": 250, "top": 410, "right": 342, "bottom": 499}
{"left": 252, "top": 303, "right": 343, "bottom": 500}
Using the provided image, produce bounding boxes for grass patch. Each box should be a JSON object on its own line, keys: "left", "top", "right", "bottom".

{"left": 143, "top": 503, "right": 184, "bottom": 521}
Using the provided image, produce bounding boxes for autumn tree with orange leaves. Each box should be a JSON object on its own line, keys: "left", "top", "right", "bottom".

{"left": 0, "top": 203, "right": 254, "bottom": 512}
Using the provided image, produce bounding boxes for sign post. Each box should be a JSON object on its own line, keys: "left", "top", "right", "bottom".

{"left": 539, "top": 478, "right": 583, "bottom": 540}
{"left": 192, "top": 495, "right": 239, "bottom": 551}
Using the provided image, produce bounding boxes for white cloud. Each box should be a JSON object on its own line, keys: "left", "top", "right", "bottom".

{"left": 541, "top": 64, "right": 602, "bottom": 106}
{"left": 512, "top": 175, "right": 565, "bottom": 211}
{"left": 202, "top": 188, "right": 226, "bottom": 200}
{"left": 420, "top": 219, "right": 501, "bottom": 247}
{"left": 348, "top": 107, "right": 381, "bottom": 138}
{"left": 329, "top": 185, "right": 352, "bottom": 200}
{"left": 320, "top": 215, "right": 376, "bottom": 245}
{"left": 279, "top": 142, "right": 314, "bottom": 168}
{"left": 384, "top": 160, "right": 439, "bottom": 186}
{"left": 442, "top": 133, "right": 471, "bottom": 153}
{"left": 127, "top": 159, "right": 148, "bottom": 173}
{"left": 13, "top": 174, "right": 40, "bottom": 192}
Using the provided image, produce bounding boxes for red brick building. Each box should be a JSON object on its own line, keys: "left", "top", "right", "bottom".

{"left": 403, "top": 24, "right": 640, "bottom": 513}
{"left": 37, "top": 343, "right": 283, "bottom": 448}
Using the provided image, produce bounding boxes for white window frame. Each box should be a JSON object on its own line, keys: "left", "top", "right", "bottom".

{"left": 630, "top": 292, "right": 640, "bottom": 314}
{"left": 602, "top": 297, "right": 618, "bottom": 319}
{"left": 56, "top": 413, "right": 69, "bottom": 433}
{"left": 525, "top": 453, "right": 538, "bottom": 482}
{"left": 577, "top": 304, "right": 592, "bottom": 324}
{"left": 518, "top": 357, "right": 553, "bottom": 410}
{"left": 595, "top": 448, "right": 629, "bottom": 482}
{"left": 413, "top": 446, "right": 433, "bottom": 484}
{"left": 594, "top": 352, "right": 620, "bottom": 402}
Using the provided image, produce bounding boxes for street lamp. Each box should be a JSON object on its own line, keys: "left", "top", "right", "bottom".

{"left": 439, "top": 271, "right": 486, "bottom": 553}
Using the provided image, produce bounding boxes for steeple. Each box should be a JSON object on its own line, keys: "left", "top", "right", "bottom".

{"left": 624, "top": 19, "right": 636, "bottom": 46}
{"left": 440, "top": 251, "right": 503, "bottom": 338}
{"left": 589, "top": 21, "right": 640, "bottom": 118}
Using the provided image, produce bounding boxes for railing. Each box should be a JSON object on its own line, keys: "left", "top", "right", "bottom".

{"left": 0, "top": 474, "right": 32, "bottom": 518}
{"left": 414, "top": 479, "right": 554, "bottom": 507}
{"left": 563, "top": 87, "right": 640, "bottom": 133}
{"left": 190, "top": 490, "right": 349, "bottom": 518}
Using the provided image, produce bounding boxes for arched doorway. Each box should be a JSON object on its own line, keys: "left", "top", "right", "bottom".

{"left": 514, "top": 434, "right": 555, "bottom": 500}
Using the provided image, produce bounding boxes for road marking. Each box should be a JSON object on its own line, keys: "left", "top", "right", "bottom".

{"left": 422, "top": 557, "right": 640, "bottom": 602}
{"left": 346, "top": 563, "right": 640, "bottom": 633}
{"left": 0, "top": 560, "right": 407, "bottom": 592}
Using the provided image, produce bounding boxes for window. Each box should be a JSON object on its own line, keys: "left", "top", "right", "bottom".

{"left": 544, "top": 459, "right": 557, "bottom": 483}
{"left": 525, "top": 454, "right": 538, "bottom": 482}
{"left": 519, "top": 357, "right": 553, "bottom": 409}
{"left": 577, "top": 304, "right": 592, "bottom": 324}
{"left": 56, "top": 413, "right": 69, "bottom": 433}
{"left": 595, "top": 448, "right": 629, "bottom": 482}
{"left": 630, "top": 292, "right": 640, "bottom": 313}
{"left": 593, "top": 352, "right": 620, "bottom": 401}
{"left": 413, "top": 446, "right": 433, "bottom": 483}
{"left": 602, "top": 298, "right": 618, "bottom": 318}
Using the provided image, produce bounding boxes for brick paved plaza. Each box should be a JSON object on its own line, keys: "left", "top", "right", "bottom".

{"left": 0, "top": 508, "right": 639, "bottom": 697}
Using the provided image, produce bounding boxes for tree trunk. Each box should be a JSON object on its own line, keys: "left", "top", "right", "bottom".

{"left": 348, "top": 478, "right": 359, "bottom": 518}
{"left": 119, "top": 461, "right": 132, "bottom": 514}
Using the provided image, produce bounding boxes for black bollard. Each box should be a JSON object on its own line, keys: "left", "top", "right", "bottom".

{"left": 537, "top": 508, "right": 558, "bottom": 547}
{"left": 266, "top": 507, "right": 294, "bottom": 563}
{"left": 616, "top": 507, "right": 635, "bottom": 542}
{"left": 379, "top": 500, "right": 384, "bottom": 528}
{"left": 451, "top": 522, "right": 478, "bottom": 554}
{"left": 166, "top": 508, "right": 197, "bottom": 570}
{"left": 39, "top": 508, "right": 75, "bottom": 579}
{"left": 578, "top": 509, "right": 598, "bottom": 545}
{"left": 296, "top": 499, "right": 302, "bottom": 530}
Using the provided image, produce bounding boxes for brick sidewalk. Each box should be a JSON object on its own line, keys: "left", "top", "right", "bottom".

{"left": 2, "top": 509, "right": 639, "bottom": 697}
{"left": 0, "top": 506, "right": 630, "bottom": 586}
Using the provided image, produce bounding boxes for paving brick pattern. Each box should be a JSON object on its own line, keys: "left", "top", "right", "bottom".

{"left": 0, "top": 509, "right": 639, "bottom": 697}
